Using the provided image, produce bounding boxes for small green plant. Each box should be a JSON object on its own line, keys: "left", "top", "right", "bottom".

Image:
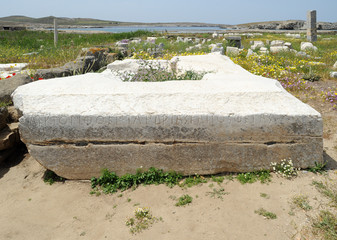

{"left": 206, "top": 188, "right": 229, "bottom": 200}
{"left": 260, "top": 193, "right": 270, "bottom": 199}
{"left": 91, "top": 167, "right": 182, "bottom": 194}
{"left": 175, "top": 194, "right": 193, "bottom": 207}
{"left": 312, "top": 210, "right": 337, "bottom": 240}
{"left": 125, "top": 207, "right": 159, "bottom": 234}
{"left": 0, "top": 100, "right": 12, "bottom": 108}
{"left": 236, "top": 170, "right": 271, "bottom": 184}
{"left": 312, "top": 181, "right": 337, "bottom": 207}
{"left": 254, "top": 208, "right": 277, "bottom": 219}
{"left": 43, "top": 170, "right": 65, "bottom": 185}
{"left": 211, "top": 176, "right": 225, "bottom": 184}
{"left": 271, "top": 159, "right": 298, "bottom": 179}
{"left": 179, "top": 174, "right": 208, "bottom": 188}
{"left": 292, "top": 195, "right": 312, "bottom": 211}
{"left": 308, "top": 161, "right": 327, "bottom": 174}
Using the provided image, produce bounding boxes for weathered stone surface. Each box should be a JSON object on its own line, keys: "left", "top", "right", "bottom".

{"left": 270, "top": 40, "right": 285, "bottom": 46}
{"left": 270, "top": 46, "right": 289, "bottom": 53}
{"left": 0, "top": 74, "right": 32, "bottom": 102}
{"left": 12, "top": 53, "right": 323, "bottom": 179}
{"left": 307, "top": 10, "right": 317, "bottom": 42}
{"left": 330, "top": 72, "right": 337, "bottom": 78}
{"left": 301, "top": 42, "right": 318, "bottom": 51}
{"left": 0, "top": 107, "right": 8, "bottom": 131}
{"left": 226, "top": 47, "right": 240, "bottom": 56}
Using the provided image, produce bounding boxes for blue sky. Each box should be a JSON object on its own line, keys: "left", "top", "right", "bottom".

{"left": 2, "top": 0, "right": 337, "bottom": 24}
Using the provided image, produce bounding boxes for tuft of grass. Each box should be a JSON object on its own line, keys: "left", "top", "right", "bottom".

{"left": 260, "top": 193, "right": 270, "bottom": 199}
{"left": 179, "top": 174, "right": 208, "bottom": 188}
{"left": 125, "top": 207, "right": 159, "bottom": 234}
{"left": 292, "top": 195, "right": 312, "bottom": 211}
{"left": 236, "top": 170, "right": 271, "bottom": 184}
{"left": 206, "top": 188, "right": 229, "bottom": 200}
{"left": 312, "top": 210, "right": 337, "bottom": 240}
{"left": 308, "top": 161, "right": 327, "bottom": 174}
{"left": 175, "top": 194, "right": 193, "bottom": 207}
{"left": 312, "top": 181, "right": 337, "bottom": 207}
{"left": 255, "top": 208, "right": 277, "bottom": 219}
{"left": 0, "top": 101, "right": 12, "bottom": 108}
{"left": 211, "top": 176, "right": 225, "bottom": 184}
{"left": 43, "top": 170, "right": 65, "bottom": 185}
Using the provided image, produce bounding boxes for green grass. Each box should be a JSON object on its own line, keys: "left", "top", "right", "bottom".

{"left": 43, "top": 170, "right": 65, "bottom": 185}
{"left": 292, "top": 195, "right": 312, "bottom": 211}
{"left": 254, "top": 208, "right": 277, "bottom": 219}
{"left": 206, "top": 188, "right": 229, "bottom": 200}
{"left": 0, "top": 101, "right": 12, "bottom": 108}
{"left": 175, "top": 194, "right": 193, "bottom": 207}
{"left": 312, "top": 210, "right": 337, "bottom": 240}
{"left": 307, "top": 161, "right": 327, "bottom": 174}
{"left": 0, "top": 30, "right": 155, "bottom": 69}
{"left": 236, "top": 170, "right": 271, "bottom": 184}
{"left": 312, "top": 180, "right": 337, "bottom": 207}
{"left": 179, "top": 174, "right": 208, "bottom": 188}
{"left": 91, "top": 167, "right": 182, "bottom": 194}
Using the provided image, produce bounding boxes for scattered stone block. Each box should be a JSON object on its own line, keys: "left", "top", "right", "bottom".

{"left": 147, "top": 37, "right": 157, "bottom": 43}
{"left": 301, "top": 42, "right": 318, "bottom": 51}
{"left": 270, "top": 40, "right": 285, "bottom": 46}
{"left": 251, "top": 41, "right": 264, "bottom": 50}
{"left": 284, "top": 42, "right": 293, "bottom": 49}
{"left": 0, "top": 73, "right": 32, "bottom": 102}
{"left": 7, "top": 106, "right": 21, "bottom": 122}
{"left": 13, "top": 53, "right": 323, "bottom": 179}
{"left": 330, "top": 72, "right": 337, "bottom": 78}
{"left": 225, "top": 36, "right": 242, "bottom": 48}
{"left": 270, "top": 46, "right": 290, "bottom": 53}
{"left": 226, "top": 46, "right": 240, "bottom": 56}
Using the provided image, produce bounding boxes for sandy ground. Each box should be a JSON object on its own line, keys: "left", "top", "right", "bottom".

{"left": 0, "top": 143, "right": 336, "bottom": 240}
{"left": 1, "top": 80, "right": 337, "bottom": 240}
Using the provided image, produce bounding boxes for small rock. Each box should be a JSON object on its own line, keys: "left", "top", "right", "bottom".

{"left": 226, "top": 46, "right": 239, "bottom": 56}
{"left": 0, "top": 73, "right": 33, "bottom": 102}
{"left": 212, "top": 32, "right": 218, "bottom": 38}
{"left": 6, "top": 106, "right": 21, "bottom": 123}
{"left": 0, "top": 126, "right": 17, "bottom": 151}
{"left": 270, "top": 46, "right": 289, "bottom": 53}
{"left": 330, "top": 72, "right": 337, "bottom": 78}
{"left": 296, "top": 51, "right": 308, "bottom": 57}
{"left": 284, "top": 42, "right": 293, "bottom": 49}
{"left": 270, "top": 40, "right": 285, "bottom": 46}
{"left": 301, "top": 42, "right": 318, "bottom": 51}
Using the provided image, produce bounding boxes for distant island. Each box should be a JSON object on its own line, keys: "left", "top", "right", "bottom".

{"left": 0, "top": 15, "right": 336, "bottom": 30}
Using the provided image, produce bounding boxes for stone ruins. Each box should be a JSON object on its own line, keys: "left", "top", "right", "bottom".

{"left": 12, "top": 53, "right": 323, "bottom": 179}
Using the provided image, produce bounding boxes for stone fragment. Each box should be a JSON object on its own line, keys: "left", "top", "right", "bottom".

{"left": 330, "top": 72, "right": 337, "bottom": 78}
{"left": 225, "top": 36, "right": 242, "bottom": 48}
{"left": 301, "top": 42, "right": 318, "bottom": 51}
{"left": 0, "top": 73, "right": 32, "bottom": 102}
{"left": 226, "top": 46, "right": 240, "bottom": 56}
{"left": 147, "top": 37, "right": 157, "bottom": 43}
{"left": 270, "top": 46, "right": 289, "bottom": 53}
{"left": 270, "top": 40, "right": 285, "bottom": 46}
{"left": 251, "top": 41, "right": 264, "bottom": 50}
{"left": 284, "top": 42, "right": 293, "bottom": 49}
{"left": 7, "top": 106, "right": 21, "bottom": 122}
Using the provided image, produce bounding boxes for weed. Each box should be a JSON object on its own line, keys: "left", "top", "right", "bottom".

{"left": 211, "top": 176, "right": 225, "bottom": 184}
{"left": 292, "top": 195, "right": 312, "bottom": 211}
{"left": 255, "top": 208, "right": 277, "bottom": 219}
{"left": 308, "top": 161, "right": 327, "bottom": 174}
{"left": 91, "top": 167, "right": 182, "bottom": 194}
{"left": 206, "top": 188, "right": 229, "bottom": 200}
{"left": 271, "top": 159, "right": 298, "bottom": 179}
{"left": 312, "top": 181, "right": 337, "bottom": 207}
{"left": 0, "top": 101, "right": 12, "bottom": 108}
{"left": 236, "top": 170, "right": 271, "bottom": 184}
{"left": 179, "top": 174, "right": 208, "bottom": 188}
{"left": 43, "top": 170, "right": 65, "bottom": 185}
{"left": 175, "top": 194, "right": 193, "bottom": 207}
{"left": 125, "top": 207, "right": 159, "bottom": 234}
{"left": 312, "top": 210, "right": 337, "bottom": 240}
{"left": 260, "top": 193, "right": 270, "bottom": 199}
{"left": 127, "top": 198, "right": 132, "bottom": 202}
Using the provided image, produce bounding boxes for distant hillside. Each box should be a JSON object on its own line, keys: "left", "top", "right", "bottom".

{"left": 0, "top": 15, "right": 229, "bottom": 28}
{"left": 234, "top": 20, "right": 337, "bottom": 30}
